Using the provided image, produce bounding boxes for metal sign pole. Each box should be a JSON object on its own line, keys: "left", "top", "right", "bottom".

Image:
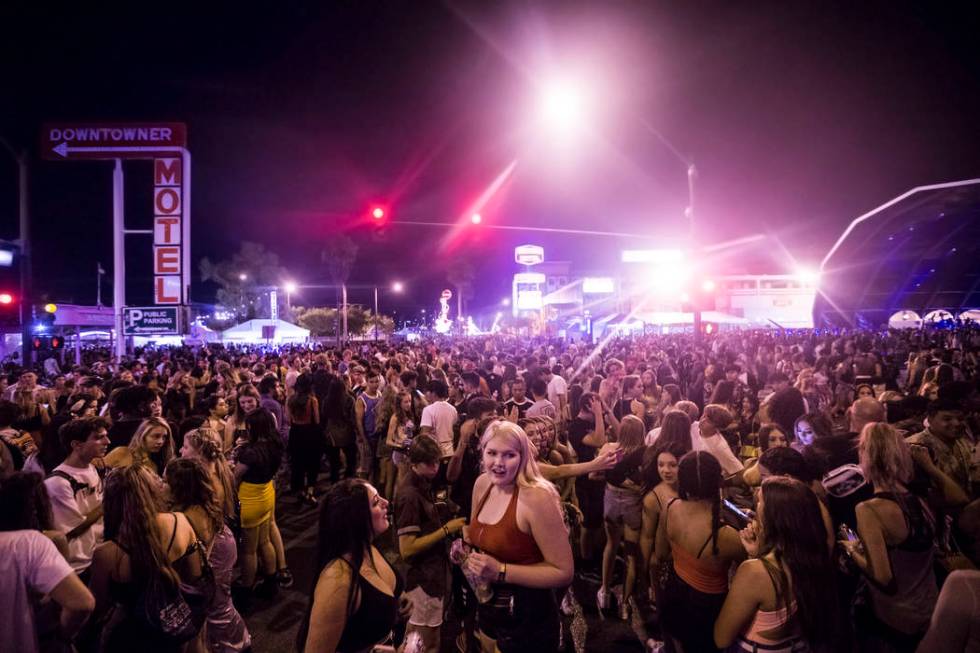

{"left": 113, "top": 159, "right": 126, "bottom": 360}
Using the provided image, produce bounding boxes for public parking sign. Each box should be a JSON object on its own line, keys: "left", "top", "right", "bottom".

{"left": 123, "top": 307, "right": 180, "bottom": 335}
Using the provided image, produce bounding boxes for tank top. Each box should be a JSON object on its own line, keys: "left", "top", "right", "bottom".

{"left": 867, "top": 491, "right": 938, "bottom": 634}
{"left": 741, "top": 558, "right": 800, "bottom": 646}
{"left": 360, "top": 393, "right": 381, "bottom": 437}
{"left": 470, "top": 485, "right": 544, "bottom": 565}
{"left": 335, "top": 557, "right": 404, "bottom": 653}
{"left": 667, "top": 499, "right": 730, "bottom": 594}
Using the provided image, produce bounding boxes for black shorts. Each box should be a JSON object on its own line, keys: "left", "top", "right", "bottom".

{"left": 575, "top": 477, "right": 605, "bottom": 529}
{"left": 477, "top": 586, "right": 559, "bottom": 653}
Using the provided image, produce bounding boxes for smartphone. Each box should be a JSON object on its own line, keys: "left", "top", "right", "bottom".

{"left": 721, "top": 499, "right": 752, "bottom": 530}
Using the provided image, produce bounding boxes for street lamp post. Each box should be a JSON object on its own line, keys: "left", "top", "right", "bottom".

{"left": 374, "top": 281, "right": 403, "bottom": 340}
{"left": 0, "top": 136, "right": 31, "bottom": 368}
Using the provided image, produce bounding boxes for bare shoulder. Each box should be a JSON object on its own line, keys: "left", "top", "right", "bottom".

{"left": 320, "top": 558, "right": 353, "bottom": 583}
{"left": 472, "top": 472, "right": 491, "bottom": 495}
{"left": 519, "top": 484, "right": 560, "bottom": 511}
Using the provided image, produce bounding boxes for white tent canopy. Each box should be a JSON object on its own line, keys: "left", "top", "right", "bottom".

{"left": 923, "top": 309, "right": 955, "bottom": 323}
{"left": 959, "top": 309, "right": 980, "bottom": 323}
{"left": 888, "top": 310, "right": 923, "bottom": 330}
{"left": 221, "top": 319, "right": 310, "bottom": 344}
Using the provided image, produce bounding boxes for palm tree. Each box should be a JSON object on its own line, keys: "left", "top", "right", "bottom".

{"left": 447, "top": 256, "right": 475, "bottom": 329}
{"left": 321, "top": 235, "right": 359, "bottom": 342}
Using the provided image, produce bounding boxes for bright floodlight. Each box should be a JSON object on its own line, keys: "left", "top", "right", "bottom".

{"left": 0, "top": 293, "right": 12, "bottom": 304}
{"left": 238, "top": 273, "right": 247, "bottom": 281}
{"left": 538, "top": 78, "right": 590, "bottom": 136}
{"left": 284, "top": 281, "right": 298, "bottom": 294}
{"left": 701, "top": 279, "right": 716, "bottom": 293}
{"left": 501, "top": 297, "right": 511, "bottom": 306}
{"left": 372, "top": 207, "right": 385, "bottom": 220}
{"left": 392, "top": 281, "right": 404, "bottom": 293}
{"left": 471, "top": 213, "right": 482, "bottom": 225}
{"left": 796, "top": 268, "right": 820, "bottom": 285}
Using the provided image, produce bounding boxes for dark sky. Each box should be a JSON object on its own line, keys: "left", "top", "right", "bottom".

{"left": 1, "top": 1, "right": 979, "bottom": 319}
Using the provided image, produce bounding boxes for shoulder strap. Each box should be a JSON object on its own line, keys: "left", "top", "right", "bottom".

{"left": 475, "top": 483, "right": 494, "bottom": 515}
{"left": 48, "top": 469, "right": 88, "bottom": 495}
{"left": 166, "top": 512, "right": 179, "bottom": 553}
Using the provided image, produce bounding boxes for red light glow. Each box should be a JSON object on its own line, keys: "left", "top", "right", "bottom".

{"left": 0, "top": 293, "right": 13, "bottom": 304}
{"left": 371, "top": 207, "right": 385, "bottom": 220}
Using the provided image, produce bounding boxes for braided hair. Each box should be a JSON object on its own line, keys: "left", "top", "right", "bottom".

{"left": 677, "top": 451, "right": 723, "bottom": 555}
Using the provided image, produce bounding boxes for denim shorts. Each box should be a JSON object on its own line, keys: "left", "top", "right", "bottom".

{"left": 603, "top": 484, "right": 643, "bottom": 530}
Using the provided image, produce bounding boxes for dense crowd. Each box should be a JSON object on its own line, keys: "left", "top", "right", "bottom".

{"left": 2, "top": 325, "right": 980, "bottom": 653}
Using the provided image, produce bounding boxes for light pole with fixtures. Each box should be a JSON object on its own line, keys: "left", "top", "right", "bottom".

{"left": 374, "top": 281, "right": 404, "bottom": 341}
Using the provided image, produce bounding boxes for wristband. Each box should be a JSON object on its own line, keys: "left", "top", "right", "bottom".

{"left": 497, "top": 562, "right": 507, "bottom": 584}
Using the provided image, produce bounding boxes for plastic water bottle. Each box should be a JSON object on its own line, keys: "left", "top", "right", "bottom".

{"left": 450, "top": 539, "right": 493, "bottom": 603}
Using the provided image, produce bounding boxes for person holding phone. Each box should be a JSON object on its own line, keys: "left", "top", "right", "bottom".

{"left": 714, "top": 476, "right": 843, "bottom": 651}
{"left": 655, "top": 451, "right": 746, "bottom": 653}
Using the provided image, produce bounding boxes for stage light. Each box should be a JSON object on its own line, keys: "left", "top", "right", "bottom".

{"left": 44, "top": 303, "right": 58, "bottom": 313}
{"left": 284, "top": 281, "right": 298, "bottom": 294}
{"left": 796, "top": 268, "right": 820, "bottom": 285}
{"left": 392, "top": 281, "right": 404, "bottom": 293}
{"left": 471, "top": 213, "right": 482, "bottom": 225}
{"left": 0, "top": 293, "right": 13, "bottom": 305}
{"left": 538, "top": 77, "right": 591, "bottom": 137}
{"left": 701, "top": 279, "right": 716, "bottom": 293}
{"left": 372, "top": 207, "right": 385, "bottom": 220}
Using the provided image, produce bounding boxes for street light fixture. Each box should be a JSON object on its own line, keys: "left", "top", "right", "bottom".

{"left": 374, "top": 281, "right": 405, "bottom": 341}
{"left": 283, "top": 281, "right": 298, "bottom": 314}
{"left": 238, "top": 273, "right": 247, "bottom": 281}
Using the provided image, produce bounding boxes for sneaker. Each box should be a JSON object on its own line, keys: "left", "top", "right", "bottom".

{"left": 596, "top": 587, "right": 610, "bottom": 611}
{"left": 618, "top": 596, "right": 631, "bottom": 621}
{"left": 277, "top": 567, "right": 294, "bottom": 589}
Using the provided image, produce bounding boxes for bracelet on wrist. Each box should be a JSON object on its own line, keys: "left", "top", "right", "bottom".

{"left": 443, "top": 525, "right": 450, "bottom": 538}
{"left": 497, "top": 562, "right": 507, "bottom": 584}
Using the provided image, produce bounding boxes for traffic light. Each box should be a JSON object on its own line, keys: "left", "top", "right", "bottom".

{"left": 0, "top": 291, "right": 17, "bottom": 326}
{"left": 37, "top": 303, "right": 57, "bottom": 329}
{"left": 50, "top": 335, "right": 64, "bottom": 350}
{"left": 32, "top": 336, "right": 45, "bottom": 350}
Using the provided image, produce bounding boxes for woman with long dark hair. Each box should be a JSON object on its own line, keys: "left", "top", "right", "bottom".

{"left": 166, "top": 458, "right": 251, "bottom": 653}
{"left": 714, "top": 476, "right": 842, "bottom": 652}
{"left": 287, "top": 373, "right": 322, "bottom": 506}
{"left": 89, "top": 465, "right": 208, "bottom": 652}
{"left": 300, "top": 479, "right": 406, "bottom": 653}
{"left": 323, "top": 377, "right": 358, "bottom": 483}
{"left": 656, "top": 451, "right": 746, "bottom": 653}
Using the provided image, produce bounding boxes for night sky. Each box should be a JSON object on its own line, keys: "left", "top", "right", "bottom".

{"left": 1, "top": 1, "right": 979, "bottom": 319}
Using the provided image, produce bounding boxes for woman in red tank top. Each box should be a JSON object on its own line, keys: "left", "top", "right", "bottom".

{"left": 462, "top": 421, "right": 573, "bottom": 653}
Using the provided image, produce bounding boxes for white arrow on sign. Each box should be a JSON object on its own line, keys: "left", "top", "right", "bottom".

{"left": 52, "top": 143, "right": 185, "bottom": 158}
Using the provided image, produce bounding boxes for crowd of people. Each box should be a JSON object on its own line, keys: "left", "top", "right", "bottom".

{"left": 2, "top": 324, "right": 980, "bottom": 653}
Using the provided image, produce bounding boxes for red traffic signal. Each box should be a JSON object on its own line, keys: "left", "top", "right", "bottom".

{"left": 50, "top": 335, "right": 64, "bottom": 350}
{"left": 32, "top": 336, "right": 45, "bottom": 350}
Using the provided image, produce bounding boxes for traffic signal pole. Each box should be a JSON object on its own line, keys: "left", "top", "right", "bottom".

{"left": 113, "top": 159, "right": 126, "bottom": 360}
{"left": 18, "top": 152, "right": 31, "bottom": 369}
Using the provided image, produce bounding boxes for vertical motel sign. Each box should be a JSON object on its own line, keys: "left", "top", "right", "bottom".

{"left": 41, "top": 123, "right": 190, "bottom": 308}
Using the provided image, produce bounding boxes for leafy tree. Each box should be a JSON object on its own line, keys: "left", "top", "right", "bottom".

{"left": 199, "top": 242, "right": 290, "bottom": 321}
{"left": 293, "top": 304, "right": 388, "bottom": 338}
{"left": 295, "top": 307, "right": 337, "bottom": 337}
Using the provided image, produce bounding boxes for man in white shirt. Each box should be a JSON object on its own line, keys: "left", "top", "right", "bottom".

{"left": 545, "top": 365, "right": 569, "bottom": 421}
{"left": 526, "top": 378, "right": 557, "bottom": 420}
{"left": 0, "top": 529, "right": 94, "bottom": 653}
{"left": 420, "top": 379, "right": 458, "bottom": 460}
{"left": 44, "top": 416, "right": 110, "bottom": 578}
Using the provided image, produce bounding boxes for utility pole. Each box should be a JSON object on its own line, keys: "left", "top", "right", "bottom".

{"left": 0, "top": 136, "right": 32, "bottom": 369}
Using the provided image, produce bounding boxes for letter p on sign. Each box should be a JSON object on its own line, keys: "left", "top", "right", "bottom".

{"left": 127, "top": 310, "right": 143, "bottom": 328}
